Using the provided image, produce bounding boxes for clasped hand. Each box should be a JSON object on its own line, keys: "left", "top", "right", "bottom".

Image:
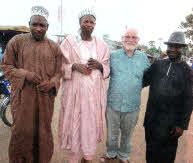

{"left": 25, "top": 72, "right": 54, "bottom": 92}
{"left": 73, "top": 58, "right": 102, "bottom": 75}
{"left": 170, "top": 127, "right": 184, "bottom": 138}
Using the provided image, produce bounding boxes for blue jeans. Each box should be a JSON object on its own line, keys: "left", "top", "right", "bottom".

{"left": 106, "top": 108, "right": 140, "bottom": 161}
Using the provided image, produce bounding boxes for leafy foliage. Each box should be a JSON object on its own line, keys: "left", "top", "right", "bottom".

{"left": 180, "top": 8, "right": 193, "bottom": 57}
{"left": 137, "top": 44, "right": 148, "bottom": 51}
{"left": 138, "top": 41, "right": 162, "bottom": 58}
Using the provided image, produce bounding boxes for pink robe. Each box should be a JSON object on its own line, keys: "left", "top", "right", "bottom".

{"left": 58, "top": 35, "right": 110, "bottom": 157}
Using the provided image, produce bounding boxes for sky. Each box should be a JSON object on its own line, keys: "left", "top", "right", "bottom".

{"left": 0, "top": 0, "right": 192, "bottom": 50}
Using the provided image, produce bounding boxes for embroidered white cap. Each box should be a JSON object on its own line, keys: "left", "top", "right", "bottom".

{"left": 31, "top": 6, "right": 49, "bottom": 21}
{"left": 78, "top": 8, "right": 96, "bottom": 20}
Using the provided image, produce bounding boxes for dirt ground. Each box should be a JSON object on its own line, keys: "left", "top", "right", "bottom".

{"left": 0, "top": 82, "right": 192, "bottom": 163}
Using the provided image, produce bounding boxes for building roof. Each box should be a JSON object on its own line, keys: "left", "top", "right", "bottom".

{"left": 0, "top": 26, "right": 30, "bottom": 33}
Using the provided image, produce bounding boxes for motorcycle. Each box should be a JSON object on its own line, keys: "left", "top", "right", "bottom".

{"left": 0, "top": 70, "right": 12, "bottom": 127}
{"left": 0, "top": 26, "right": 29, "bottom": 127}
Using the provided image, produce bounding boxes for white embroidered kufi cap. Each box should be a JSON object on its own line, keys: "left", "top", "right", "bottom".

{"left": 78, "top": 8, "right": 96, "bottom": 20}
{"left": 31, "top": 6, "right": 49, "bottom": 21}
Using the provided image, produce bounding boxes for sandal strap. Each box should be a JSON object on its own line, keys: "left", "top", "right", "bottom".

{"left": 101, "top": 154, "right": 117, "bottom": 160}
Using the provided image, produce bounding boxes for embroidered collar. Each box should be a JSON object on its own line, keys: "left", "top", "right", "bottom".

{"left": 76, "top": 31, "right": 94, "bottom": 46}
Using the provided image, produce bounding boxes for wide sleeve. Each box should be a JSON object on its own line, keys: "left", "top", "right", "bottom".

{"left": 98, "top": 41, "right": 110, "bottom": 79}
{"left": 142, "top": 63, "right": 154, "bottom": 88}
{"left": 0, "top": 36, "right": 28, "bottom": 90}
{"left": 143, "top": 54, "right": 151, "bottom": 72}
{"left": 50, "top": 45, "right": 63, "bottom": 95}
{"left": 60, "top": 38, "right": 74, "bottom": 80}
{"left": 176, "top": 66, "right": 193, "bottom": 130}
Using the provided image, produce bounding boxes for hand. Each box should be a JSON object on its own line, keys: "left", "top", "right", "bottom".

{"left": 87, "top": 58, "right": 103, "bottom": 72}
{"left": 26, "top": 72, "right": 41, "bottom": 85}
{"left": 37, "top": 81, "right": 55, "bottom": 93}
{"left": 72, "top": 63, "right": 91, "bottom": 75}
{"left": 170, "top": 127, "right": 184, "bottom": 138}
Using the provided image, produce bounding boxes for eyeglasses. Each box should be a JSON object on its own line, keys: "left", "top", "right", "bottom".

{"left": 124, "top": 36, "right": 138, "bottom": 40}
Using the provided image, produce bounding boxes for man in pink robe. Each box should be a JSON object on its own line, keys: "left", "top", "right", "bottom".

{"left": 58, "top": 8, "right": 110, "bottom": 163}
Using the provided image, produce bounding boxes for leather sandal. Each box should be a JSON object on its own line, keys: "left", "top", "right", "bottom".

{"left": 119, "top": 159, "right": 130, "bottom": 163}
{"left": 100, "top": 154, "right": 118, "bottom": 163}
{"left": 81, "top": 158, "right": 92, "bottom": 163}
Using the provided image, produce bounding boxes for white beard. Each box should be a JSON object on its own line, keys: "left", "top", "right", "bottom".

{"left": 123, "top": 43, "right": 137, "bottom": 51}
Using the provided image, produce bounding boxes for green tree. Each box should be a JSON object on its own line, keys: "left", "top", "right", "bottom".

{"left": 137, "top": 44, "right": 148, "bottom": 51}
{"left": 146, "top": 48, "right": 159, "bottom": 55}
{"left": 148, "top": 41, "right": 156, "bottom": 48}
{"left": 146, "top": 41, "right": 160, "bottom": 57}
{"left": 180, "top": 8, "right": 193, "bottom": 57}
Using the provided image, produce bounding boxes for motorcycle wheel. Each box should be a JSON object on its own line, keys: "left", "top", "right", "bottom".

{"left": 0, "top": 97, "right": 12, "bottom": 127}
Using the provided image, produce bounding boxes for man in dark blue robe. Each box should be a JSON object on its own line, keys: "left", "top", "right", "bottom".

{"left": 143, "top": 31, "right": 193, "bottom": 163}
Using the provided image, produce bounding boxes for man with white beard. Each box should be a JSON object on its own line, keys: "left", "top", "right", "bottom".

{"left": 101, "top": 29, "right": 150, "bottom": 163}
